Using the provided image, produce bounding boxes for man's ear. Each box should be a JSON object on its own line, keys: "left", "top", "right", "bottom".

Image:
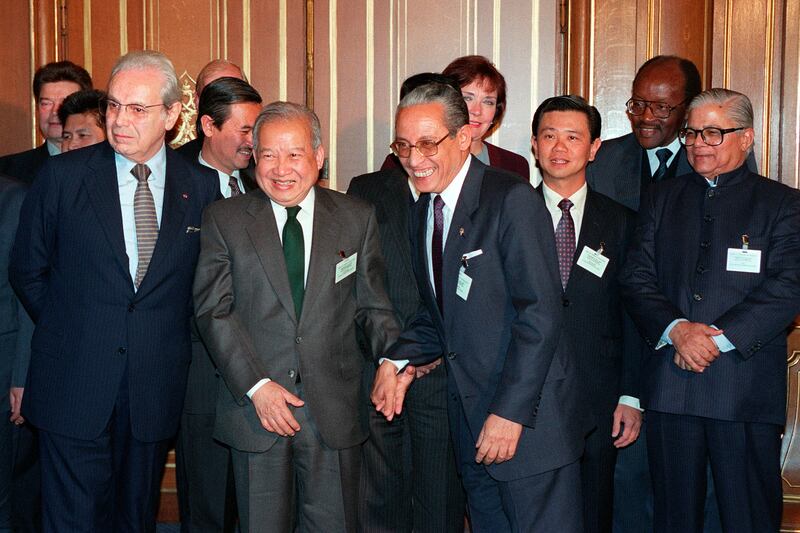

{"left": 200, "top": 115, "right": 217, "bottom": 138}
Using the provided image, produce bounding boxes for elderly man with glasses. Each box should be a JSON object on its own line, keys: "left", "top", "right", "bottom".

{"left": 619, "top": 88, "right": 800, "bottom": 533}
{"left": 10, "top": 50, "right": 219, "bottom": 532}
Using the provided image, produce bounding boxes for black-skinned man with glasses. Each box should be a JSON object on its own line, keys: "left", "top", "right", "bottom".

{"left": 10, "top": 50, "right": 218, "bottom": 531}
{"left": 620, "top": 88, "right": 800, "bottom": 533}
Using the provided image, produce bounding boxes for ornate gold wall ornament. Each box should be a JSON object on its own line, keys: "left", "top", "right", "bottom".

{"left": 169, "top": 70, "right": 197, "bottom": 149}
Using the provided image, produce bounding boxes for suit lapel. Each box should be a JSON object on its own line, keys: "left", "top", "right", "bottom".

{"left": 414, "top": 194, "right": 445, "bottom": 333}
{"left": 299, "top": 187, "right": 340, "bottom": 326}
{"left": 245, "top": 191, "right": 298, "bottom": 322}
{"left": 138, "top": 148, "right": 190, "bottom": 294}
{"left": 83, "top": 143, "right": 133, "bottom": 287}
{"left": 383, "top": 174, "right": 416, "bottom": 289}
{"left": 565, "top": 190, "right": 606, "bottom": 294}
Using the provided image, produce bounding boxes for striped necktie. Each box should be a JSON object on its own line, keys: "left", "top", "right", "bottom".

{"left": 132, "top": 163, "right": 158, "bottom": 289}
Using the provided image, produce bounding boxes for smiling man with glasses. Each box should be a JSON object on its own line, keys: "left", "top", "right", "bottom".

{"left": 10, "top": 50, "right": 219, "bottom": 532}
{"left": 620, "top": 87, "right": 800, "bottom": 532}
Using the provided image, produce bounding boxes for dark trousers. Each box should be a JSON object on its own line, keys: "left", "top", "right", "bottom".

{"left": 581, "top": 417, "right": 618, "bottom": 533}
{"left": 449, "top": 391, "right": 582, "bottom": 533}
{"left": 359, "top": 363, "right": 464, "bottom": 533}
{"left": 647, "top": 411, "right": 782, "bottom": 533}
{"left": 37, "top": 375, "right": 169, "bottom": 533}
{"left": 176, "top": 411, "right": 237, "bottom": 533}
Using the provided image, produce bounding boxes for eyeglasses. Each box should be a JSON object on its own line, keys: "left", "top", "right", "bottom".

{"left": 101, "top": 98, "right": 166, "bottom": 118}
{"left": 678, "top": 127, "right": 744, "bottom": 146}
{"left": 390, "top": 133, "right": 450, "bottom": 158}
{"left": 626, "top": 98, "right": 687, "bottom": 119}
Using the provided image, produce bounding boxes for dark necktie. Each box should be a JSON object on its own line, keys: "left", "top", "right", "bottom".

{"left": 228, "top": 175, "right": 242, "bottom": 197}
{"left": 132, "top": 164, "right": 157, "bottom": 289}
{"left": 283, "top": 206, "right": 305, "bottom": 319}
{"left": 652, "top": 148, "right": 673, "bottom": 182}
{"left": 555, "top": 198, "right": 575, "bottom": 290}
{"left": 432, "top": 195, "right": 445, "bottom": 313}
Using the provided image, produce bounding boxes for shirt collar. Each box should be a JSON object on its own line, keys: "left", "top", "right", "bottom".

{"left": 46, "top": 140, "right": 61, "bottom": 156}
{"left": 114, "top": 143, "right": 167, "bottom": 181}
{"left": 198, "top": 150, "right": 240, "bottom": 179}
{"left": 646, "top": 136, "right": 682, "bottom": 164}
{"left": 270, "top": 186, "right": 316, "bottom": 215}
{"left": 541, "top": 180, "right": 588, "bottom": 211}
{"left": 436, "top": 155, "right": 472, "bottom": 209}
{"left": 407, "top": 179, "right": 419, "bottom": 202}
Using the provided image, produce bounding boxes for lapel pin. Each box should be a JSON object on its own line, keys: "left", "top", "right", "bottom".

{"left": 459, "top": 227, "right": 465, "bottom": 237}
{"left": 182, "top": 193, "right": 189, "bottom": 200}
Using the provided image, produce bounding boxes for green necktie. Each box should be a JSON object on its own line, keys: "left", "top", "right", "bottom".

{"left": 283, "top": 206, "right": 305, "bottom": 319}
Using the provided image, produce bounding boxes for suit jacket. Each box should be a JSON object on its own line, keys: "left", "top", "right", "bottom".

{"left": 181, "top": 151, "right": 255, "bottom": 415}
{"left": 9, "top": 141, "right": 219, "bottom": 441}
{"left": 0, "top": 144, "right": 50, "bottom": 185}
{"left": 619, "top": 165, "right": 800, "bottom": 425}
{"left": 194, "top": 186, "right": 401, "bottom": 453}
{"left": 390, "top": 158, "right": 587, "bottom": 481}
{"left": 0, "top": 175, "right": 33, "bottom": 392}
{"left": 347, "top": 168, "right": 419, "bottom": 329}
{"left": 380, "top": 142, "right": 530, "bottom": 181}
{"left": 537, "top": 186, "right": 641, "bottom": 420}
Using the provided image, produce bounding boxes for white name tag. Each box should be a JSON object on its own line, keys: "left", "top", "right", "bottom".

{"left": 576, "top": 246, "right": 609, "bottom": 278}
{"left": 456, "top": 267, "right": 472, "bottom": 301}
{"left": 726, "top": 248, "right": 761, "bottom": 273}
{"left": 335, "top": 252, "right": 357, "bottom": 283}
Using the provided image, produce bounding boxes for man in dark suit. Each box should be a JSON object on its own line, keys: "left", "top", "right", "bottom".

{"left": 372, "top": 82, "right": 587, "bottom": 532}
{"left": 179, "top": 60, "right": 248, "bottom": 162}
{"left": 530, "top": 95, "right": 642, "bottom": 533}
{"left": 620, "top": 88, "right": 800, "bottom": 532}
{"left": 0, "top": 175, "right": 34, "bottom": 533}
{"left": 9, "top": 51, "right": 219, "bottom": 532}
{"left": 193, "top": 101, "right": 401, "bottom": 532}
{"left": 0, "top": 61, "right": 92, "bottom": 183}
{"left": 347, "top": 166, "right": 464, "bottom": 532}
{"left": 175, "top": 76, "right": 261, "bottom": 533}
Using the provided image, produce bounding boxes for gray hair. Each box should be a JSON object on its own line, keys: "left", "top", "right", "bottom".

{"left": 397, "top": 82, "right": 469, "bottom": 136}
{"left": 687, "top": 88, "right": 753, "bottom": 129}
{"left": 110, "top": 50, "right": 181, "bottom": 106}
{"left": 253, "top": 101, "right": 323, "bottom": 153}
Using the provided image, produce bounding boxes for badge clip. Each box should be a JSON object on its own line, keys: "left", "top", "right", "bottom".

{"left": 741, "top": 235, "right": 749, "bottom": 251}
{"left": 597, "top": 241, "right": 605, "bottom": 255}
{"left": 461, "top": 255, "right": 469, "bottom": 269}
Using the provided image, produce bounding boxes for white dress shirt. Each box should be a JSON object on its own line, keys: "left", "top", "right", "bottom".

{"left": 115, "top": 145, "right": 167, "bottom": 290}
{"left": 198, "top": 152, "right": 246, "bottom": 198}
{"left": 645, "top": 136, "right": 681, "bottom": 176}
{"left": 541, "top": 180, "right": 641, "bottom": 411}
{"left": 247, "top": 188, "right": 316, "bottom": 398}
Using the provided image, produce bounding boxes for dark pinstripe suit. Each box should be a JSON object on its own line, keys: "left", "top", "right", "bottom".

{"left": 347, "top": 168, "right": 464, "bottom": 533}
{"left": 620, "top": 165, "right": 800, "bottom": 532}
{"left": 0, "top": 144, "right": 50, "bottom": 185}
{"left": 9, "top": 141, "right": 219, "bottom": 531}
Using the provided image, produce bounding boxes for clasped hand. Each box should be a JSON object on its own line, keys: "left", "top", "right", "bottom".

{"left": 371, "top": 361, "right": 416, "bottom": 421}
{"left": 669, "top": 321, "right": 723, "bottom": 373}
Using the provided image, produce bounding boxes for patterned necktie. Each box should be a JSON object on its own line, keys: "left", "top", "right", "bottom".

{"left": 228, "top": 175, "right": 242, "bottom": 197}
{"left": 432, "top": 195, "right": 445, "bottom": 314}
{"left": 652, "top": 148, "right": 673, "bottom": 182}
{"left": 555, "top": 198, "right": 575, "bottom": 290}
{"left": 132, "top": 163, "right": 157, "bottom": 289}
{"left": 283, "top": 206, "right": 304, "bottom": 319}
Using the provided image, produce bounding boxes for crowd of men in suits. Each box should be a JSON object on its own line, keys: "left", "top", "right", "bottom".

{"left": 0, "top": 48, "right": 798, "bottom": 533}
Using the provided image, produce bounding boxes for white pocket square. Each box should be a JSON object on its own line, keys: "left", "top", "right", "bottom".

{"left": 186, "top": 226, "right": 201, "bottom": 234}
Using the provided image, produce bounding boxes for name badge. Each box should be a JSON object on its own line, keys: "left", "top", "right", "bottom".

{"left": 576, "top": 245, "right": 609, "bottom": 278}
{"left": 456, "top": 267, "right": 472, "bottom": 301}
{"left": 335, "top": 252, "right": 357, "bottom": 283}
{"left": 726, "top": 248, "right": 761, "bottom": 273}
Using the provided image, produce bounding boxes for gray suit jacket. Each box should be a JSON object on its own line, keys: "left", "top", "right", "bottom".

{"left": 193, "top": 186, "right": 401, "bottom": 452}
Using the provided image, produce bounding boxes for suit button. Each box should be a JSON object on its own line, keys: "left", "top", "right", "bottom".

{"left": 562, "top": 298, "right": 570, "bottom": 307}
{"left": 696, "top": 266, "right": 706, "bottom": 274}
{"left": 447, "top": 352, "right": 457, "bottom": 360}
{"left": 700, "top": 241, "right": 711, "bottom": 248}
{"left": 117, "top": 347, "right": 126, "bottom": 355}
{"left": 693, "top": 293, "right": 703, "bottom": 301}
{"left": 288, "top": 369, "right": 296, "bottom": 379}
{"left": 707, "top": 189, "right": 715, "bottom": 198}
{"left": 703, "top": 214, "right": 713, "bottom": 222}
{"left": 128, "top": 303, "right": 135, "bottom": 312}
{"left": 295, "top": 336, "right": 302, "bottom": 344}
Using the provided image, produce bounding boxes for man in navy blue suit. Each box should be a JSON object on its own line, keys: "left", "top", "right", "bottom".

{"left": 10, "top": 50, "right": 219, "bottom": 532}
{"left": 372, "top": 82, "right": 587, "bottom": 532}
{"left": 620, "top": 88, "right": 800, "bottom": 532}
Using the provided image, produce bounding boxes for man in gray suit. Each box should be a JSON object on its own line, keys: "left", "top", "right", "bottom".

{"left": 175, "top": 76, "right": 262, "bottom": 533}
{"left": 193, "top": 101, "right": 401, "bottom": 532}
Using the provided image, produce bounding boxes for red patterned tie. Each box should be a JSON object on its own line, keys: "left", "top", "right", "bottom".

{"left": 555, "top": 198, "right": 575, "bottom": 289}
{"left": 228, "top": 175, "right": 242, "bottom": 197}
{"left": 132, "top": 164, "right": 157, "bottom": 289}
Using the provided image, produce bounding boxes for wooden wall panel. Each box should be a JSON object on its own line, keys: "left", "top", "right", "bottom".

{"left": 0, "top": 1, "right": 35, "bottom": 154}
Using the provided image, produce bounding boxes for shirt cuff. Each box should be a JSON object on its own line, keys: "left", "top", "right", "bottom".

{"left": 378, "top": 357, "right": 409, "bottom": 372}
{"left": 710, "top": 325, "right": 736, "bottom": 353}
{"left": 655, "top": 318, "right": 688, "bottom": 350}
{"left": 618, "top": 395, "right": 643, "bottom": 412}
{"left": 246, "top": 378, "right": 271, "bottom": 399}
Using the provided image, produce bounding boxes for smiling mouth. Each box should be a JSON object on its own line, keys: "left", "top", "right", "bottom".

{"left": 237, "top": 148, "right": 253, "bottom": 157}
{"left": 272, "top": 178, "right": 296, "bottom": 186}
{"left": 412, "top": 169, "right": 434, "bottom": 178}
